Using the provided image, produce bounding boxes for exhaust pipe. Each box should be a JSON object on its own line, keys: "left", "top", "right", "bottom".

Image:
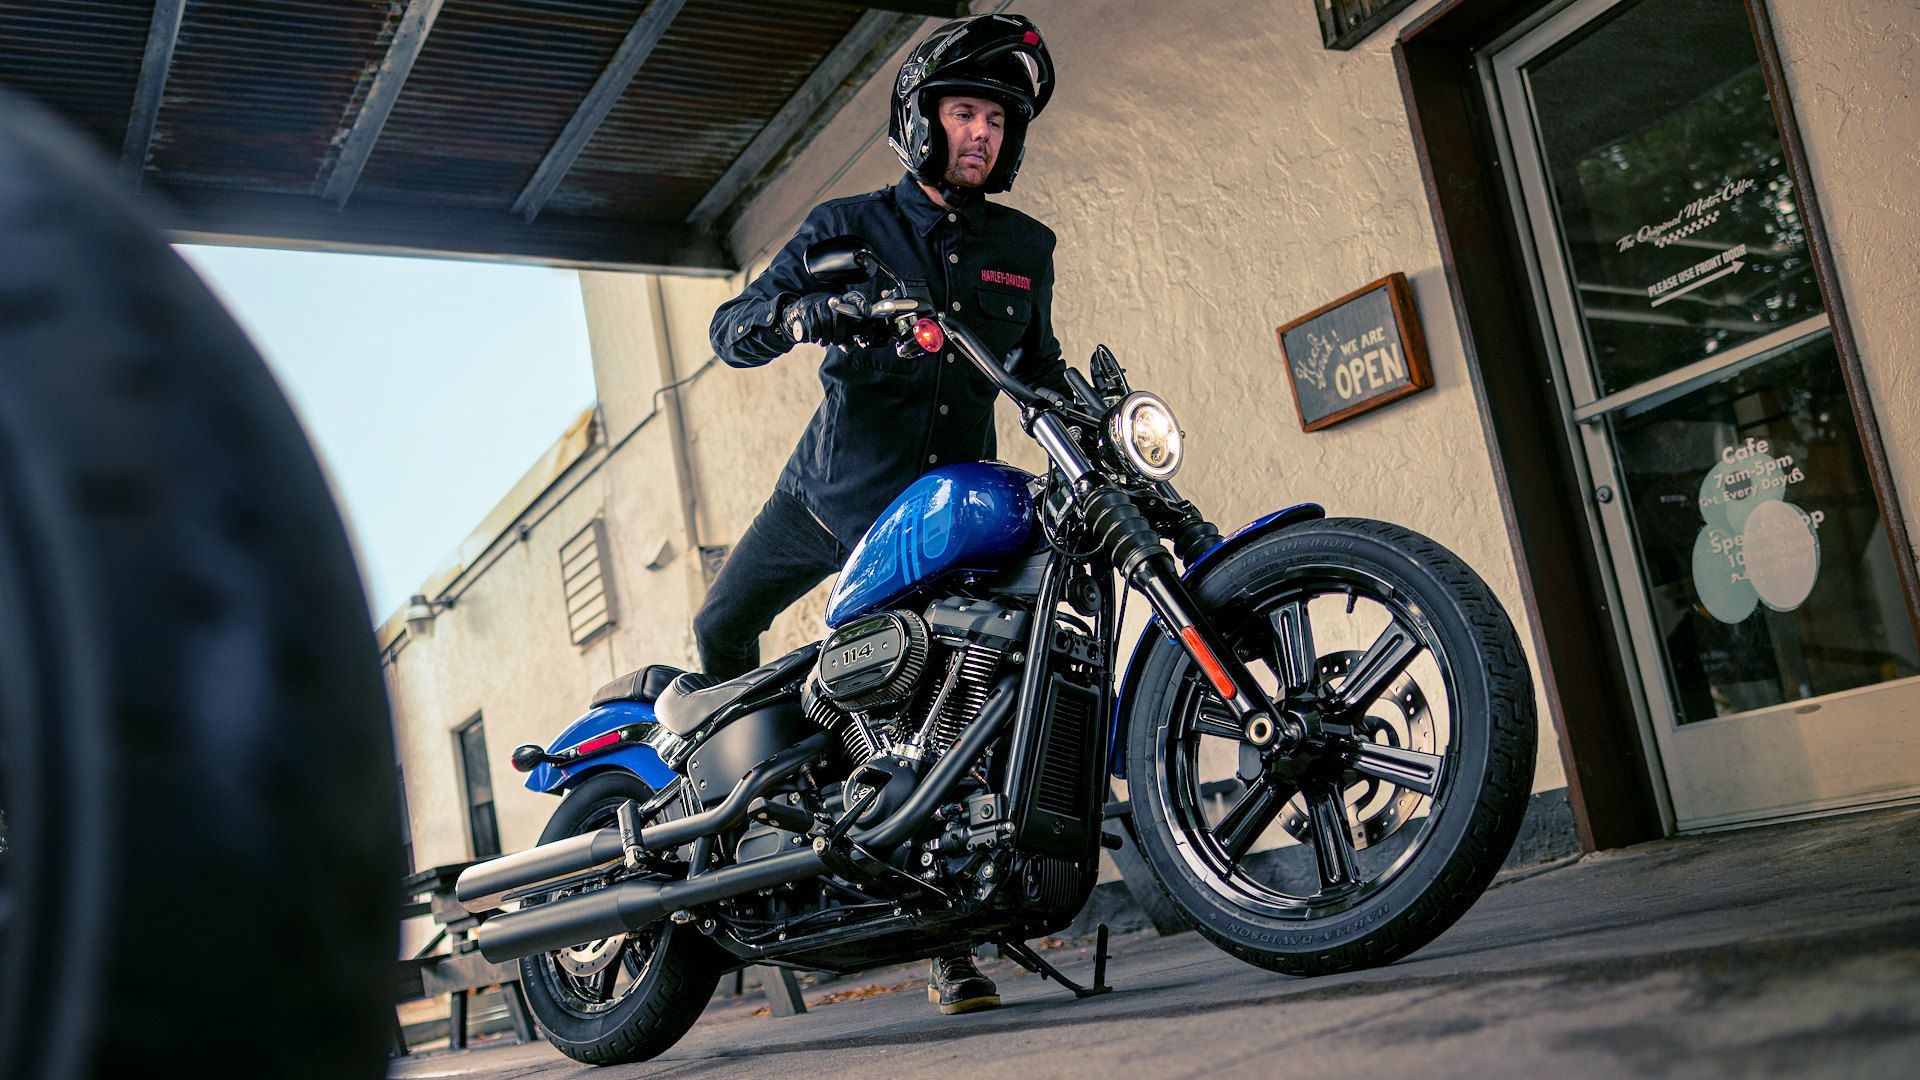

{"left": 474, "top": 683, "right": 1015, "bottom": 963}
{"left": 455, "top": 733, "right": 829, "bottom": 914}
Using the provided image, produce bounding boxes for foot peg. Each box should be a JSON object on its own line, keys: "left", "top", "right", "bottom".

{"left": 995, "top": 924, "right": 1113, "bottom": 1000}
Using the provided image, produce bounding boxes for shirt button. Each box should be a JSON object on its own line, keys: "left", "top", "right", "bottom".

{"left": 947, "top": 213, "right": 957, "bottom": 222}
{"left": 945, "top": 354, "right": 955, "bottom": 363}
{"left": 928, "top": 454, "right": 939, "bottom": 464}
{"left": 948, "top": 253, "right": 959, "bottom": 263}
{"left": 1005, "top": 305, "right": 1015, "bottom": 315}
{"left": 951, "top": 301, "right": 962, "bottom": 312}
{"left": 938, "top": 404, "right": 949, "bottom": 415}
{"left": 736, "top": 324, "right": 744, "bottom": 333}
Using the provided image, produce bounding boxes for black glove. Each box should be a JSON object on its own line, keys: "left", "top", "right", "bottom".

{"left": 781, "top": 291, "right": 864, "bottom": 347}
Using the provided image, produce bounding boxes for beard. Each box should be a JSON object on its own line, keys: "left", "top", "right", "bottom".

{"left": 944, "top": 145, "right": 994, "bottom": 189}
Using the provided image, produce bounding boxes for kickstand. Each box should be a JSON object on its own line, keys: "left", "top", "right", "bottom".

{"left": 995, "top": 924, "right": 1113, "bottom": 999}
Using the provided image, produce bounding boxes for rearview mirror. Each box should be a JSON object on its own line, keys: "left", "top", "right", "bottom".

{"left": 804, "top": 236, "right": 873, "bottom": 285}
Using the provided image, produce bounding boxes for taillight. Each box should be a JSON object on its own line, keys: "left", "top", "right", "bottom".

{"left": 572, "top": 730, "right": 622, "bottom": 756}
{"left": 912, "top": 317, "right": 945, "bottom": 353}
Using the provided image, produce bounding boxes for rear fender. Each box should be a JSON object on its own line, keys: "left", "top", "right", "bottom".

{"left": 1108, "top": 503, "right": 1325, "bottom": 778}
{"left": 522, "top": 701, "right": 678, "bottom": 795}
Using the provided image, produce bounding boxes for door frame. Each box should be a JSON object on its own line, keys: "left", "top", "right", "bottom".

{"left": 1392, "top": 0, "right": 1920, "bottom": 849}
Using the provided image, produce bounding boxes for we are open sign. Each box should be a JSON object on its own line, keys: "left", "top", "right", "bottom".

{"left": 1276, "top": 273, "right": 1432, "bottom": 432}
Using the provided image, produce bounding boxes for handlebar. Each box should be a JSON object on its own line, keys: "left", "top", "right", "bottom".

{"left": 804, "top": 236, "right": 1078, "bottom": 419}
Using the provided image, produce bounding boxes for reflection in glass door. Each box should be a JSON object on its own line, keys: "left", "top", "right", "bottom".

{"left": 1485, "top": 0, "right": 1920, "bottom": 829}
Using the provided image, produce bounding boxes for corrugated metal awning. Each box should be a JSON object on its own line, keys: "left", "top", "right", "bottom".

{"left": 0, "top": 1, "right": 962, "bottom": 271}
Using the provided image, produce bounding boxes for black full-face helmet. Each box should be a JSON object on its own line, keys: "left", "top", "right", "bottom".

{"left": 889, "top": 13, "right": 1055, "bottom": 198}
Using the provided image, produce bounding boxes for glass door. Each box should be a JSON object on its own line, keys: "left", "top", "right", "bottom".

{"left": 1484, "top": 0, "right": 1920, "bottom": 829}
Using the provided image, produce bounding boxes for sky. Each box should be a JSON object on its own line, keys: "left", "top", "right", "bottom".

{"left": 178, "top": 245, "right": 599, "bottom": 622}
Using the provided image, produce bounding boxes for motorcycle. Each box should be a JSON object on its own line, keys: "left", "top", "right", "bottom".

{"left": 458, "top": 235, "right": 1537, "bottom": 1066}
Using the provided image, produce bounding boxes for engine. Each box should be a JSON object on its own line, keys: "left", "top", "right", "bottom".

{"left": 805, "top": 597, "right": 1029, "bottom": 769}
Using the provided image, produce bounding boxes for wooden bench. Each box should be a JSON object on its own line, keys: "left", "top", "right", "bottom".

{"left": 393, "top": 863, "right": 537, "bottom": 1056}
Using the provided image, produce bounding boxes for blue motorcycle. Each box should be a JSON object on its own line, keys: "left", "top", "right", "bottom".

{"left": 461, "top": 236, "right": 1537, "bottom": 1066}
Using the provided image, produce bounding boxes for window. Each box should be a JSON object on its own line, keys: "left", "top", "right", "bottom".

{"left": 560, "top": 518, "right": 618, "bottom": 646}
{"left": 456, "top": 716, "right": 500, "bottom": 859}
{"left": 1314, "top": 0, "right": 1417, "bottom": 50}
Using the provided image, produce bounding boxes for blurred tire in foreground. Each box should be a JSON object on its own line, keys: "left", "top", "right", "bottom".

{"left": 0, "top": 91, "right": 397, "bottom": 1079}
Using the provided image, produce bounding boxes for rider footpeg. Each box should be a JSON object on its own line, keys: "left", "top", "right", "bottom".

{"left": 995, "top": 924, "right": 1114, "bottom": 1000}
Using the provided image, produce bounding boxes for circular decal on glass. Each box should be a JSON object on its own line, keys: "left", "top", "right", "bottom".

{"left": 1689, "top": 438, "right": 1821, "bottom": 624}
{"left": 1742, "top": 499, "right": 1820, "bottom": 611}
{"left": 1691, "top": 526, "right": 1758, "bottom": 623}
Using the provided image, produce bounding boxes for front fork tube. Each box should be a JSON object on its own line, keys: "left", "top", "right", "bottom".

{"left": 1079, "top": 485, "right": 1297, "bottom": 751}
{"left": 1023, "top": 409, "right": 1292, "bottom": 749}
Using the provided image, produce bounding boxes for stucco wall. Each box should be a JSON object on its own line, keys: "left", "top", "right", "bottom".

{"left": 696, "top": 0, "right": 1569, "bottom": 794}
{"left": 389, "top": 0, "right": 1920, "bottom": 868}
{"left": 1769, "top": 0, "right": 1920, "bottom": 530}
{"left": 386, "top": 470, "right": 625, "bottom": 867}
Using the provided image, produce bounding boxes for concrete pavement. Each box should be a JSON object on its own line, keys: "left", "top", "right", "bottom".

{"left": 390, "top": 804, "right": 1920, "bottom": 1079}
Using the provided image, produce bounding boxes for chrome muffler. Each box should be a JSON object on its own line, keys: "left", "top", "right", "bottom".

{"left": 472, "top": 684, "right": 1014, "bottom": 964}
{"left": 454, "top": 733, "right": 830, "bottom": 914}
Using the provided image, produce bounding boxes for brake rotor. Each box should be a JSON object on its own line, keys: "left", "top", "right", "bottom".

{"left": 554, "top": 933, "right": 626, "bottom": 977}
{"left": 1280, "top": 650, "right": 1434, "bottom": 849}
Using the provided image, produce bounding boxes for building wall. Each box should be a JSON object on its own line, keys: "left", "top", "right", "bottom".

{"left": 1770, "top": 0, "right": 1920, "bottom": 524}
{"left": 388, "top": 0, "right": 1920, "bottom": 867}
{"left": 690, "top": 0, "right": 1573, "bottom": 795}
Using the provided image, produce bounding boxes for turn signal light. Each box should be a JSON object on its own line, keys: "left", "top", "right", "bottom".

{"left": 912, "top": 317, "right": 945, "bottom": 353}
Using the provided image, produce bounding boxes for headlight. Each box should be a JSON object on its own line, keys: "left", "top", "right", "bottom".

{"left": 1106, "top": 392, "right": 1184, "bottom": 480}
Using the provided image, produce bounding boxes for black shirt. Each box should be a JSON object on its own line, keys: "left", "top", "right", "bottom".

{"left": 711, "top": 173, "right": 1069, "bottom": 549}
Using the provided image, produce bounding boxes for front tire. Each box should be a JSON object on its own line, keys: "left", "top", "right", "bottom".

{"left": 1125, "top": 518, "right": 1535, "bottom": 976}
{"left": 518, "top": 771, "right": 723, "bottom": 1066}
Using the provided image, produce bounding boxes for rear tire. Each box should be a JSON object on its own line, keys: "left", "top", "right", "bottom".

{"left": 1125, "top": 518, "right": 1535, "bottom": 976}
{"left": 518, "top": 772, "right": 724, "bottom": 1066}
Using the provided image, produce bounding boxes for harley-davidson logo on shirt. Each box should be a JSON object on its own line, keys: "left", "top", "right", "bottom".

{"left": 980, "top": 269, "right": 1031, "bottom": 290}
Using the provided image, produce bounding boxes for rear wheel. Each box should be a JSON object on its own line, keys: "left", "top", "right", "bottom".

{"left": 518, "top": 772, "right": 723, "bottom": 1066}
{"left": 1125, "top": 518, "right": 1535, "bottom": 975}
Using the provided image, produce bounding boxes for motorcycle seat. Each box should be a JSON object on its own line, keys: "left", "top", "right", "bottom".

{"left": 591, "top": 663, "right": 687, "bottom": 708}
{"left": 653, "top": 644, "right": 819, "bottom": 738}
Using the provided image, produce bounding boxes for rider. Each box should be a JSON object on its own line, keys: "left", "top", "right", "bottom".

{"left": 702, "top": 13, "right": 1065, "bottom": 1016}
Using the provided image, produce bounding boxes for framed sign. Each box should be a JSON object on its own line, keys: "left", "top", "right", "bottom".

{"left": 1276, "top": 272, "right": 1433, "bottom": 432}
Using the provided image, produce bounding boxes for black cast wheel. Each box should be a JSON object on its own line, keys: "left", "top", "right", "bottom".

{"left": 1125, "top": 518, "right": 1535, "bottom": 975}
{"left": 0, "top": 93, "right": 397, "bottom": 1078}
{"left": 518, "top": 771, "right": 724, "bottom": 1066}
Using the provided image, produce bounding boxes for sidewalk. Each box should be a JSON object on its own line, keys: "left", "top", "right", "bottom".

{"left": 390, "top": 803, "right": 1920, "bottom": 1079}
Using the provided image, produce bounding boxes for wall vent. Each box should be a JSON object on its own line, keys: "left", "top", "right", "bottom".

{"left": 560, "top": 519, "right": 618, "bottom": 646}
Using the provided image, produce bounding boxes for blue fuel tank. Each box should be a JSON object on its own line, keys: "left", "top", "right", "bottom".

{"left": 824, "top": 462, "right": 1037, "bottom": 628}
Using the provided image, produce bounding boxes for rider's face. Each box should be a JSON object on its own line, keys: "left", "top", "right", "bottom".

{"left": 937, "top": 96, "right": 1005, "bottom": 189}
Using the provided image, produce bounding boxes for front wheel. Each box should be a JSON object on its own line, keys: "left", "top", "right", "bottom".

{"left": 517, "top": 771, "right": 723, "bottom": 1066}
{"left": 1125, "top": 518, "right": 1535, "bottom": 976}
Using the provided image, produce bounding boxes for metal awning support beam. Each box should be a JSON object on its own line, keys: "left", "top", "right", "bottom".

{"left": 120, "top": 0, "right": 187, "bottom": 182}
{"left": 160, "top": 187, "right": 734, "bottom": 274}
{"left": 321, "top": 0, "right": 446, "bottom": 207}
{"left": 819, "top": 1, "right": 968, "bottom": 17}
{"left": 688, "top": 11, "right": 919, "bottom": 232}
{"left": 513, "top": 0, "right": 691, "bottom": 223}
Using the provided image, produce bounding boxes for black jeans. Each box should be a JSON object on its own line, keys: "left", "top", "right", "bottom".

{"left": 693, "top": 488, "right": 849, "bottom": 680}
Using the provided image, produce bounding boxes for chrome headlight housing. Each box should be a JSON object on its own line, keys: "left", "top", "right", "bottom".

{"left": 1105, "top": 391, "right": 1184, "bottom": 481}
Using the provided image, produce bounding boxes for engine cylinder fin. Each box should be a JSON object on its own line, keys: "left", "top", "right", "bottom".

{"left": 926, "top": 643, "right": 1002, "bottom": 755}
{"left": 805, "top": 682, "right": 878, "bottom": 763}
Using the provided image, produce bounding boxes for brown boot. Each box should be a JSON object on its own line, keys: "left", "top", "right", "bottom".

{"left": 927, "top": 952, "right": 1001, "bottom": 1015}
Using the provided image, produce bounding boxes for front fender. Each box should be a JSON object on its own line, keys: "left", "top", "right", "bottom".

{"left": 522, "top": 701, "right": 678, "bottom": 794}
{"left": 1108, "top": 502, "right": 1325, "bottom": 779}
